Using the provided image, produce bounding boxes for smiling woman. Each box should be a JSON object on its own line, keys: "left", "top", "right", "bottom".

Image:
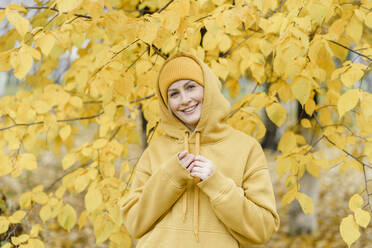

{"left": 121, "top": 53, "right": 279, "bottom": 247}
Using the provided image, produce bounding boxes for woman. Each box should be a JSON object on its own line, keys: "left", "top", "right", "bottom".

{"left": 122, "top": 53, "right": 279, "bottom": 247}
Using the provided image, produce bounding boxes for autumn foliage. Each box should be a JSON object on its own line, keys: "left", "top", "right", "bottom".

{"left": 0, "top": 0, "right": 372, "bottom": 247}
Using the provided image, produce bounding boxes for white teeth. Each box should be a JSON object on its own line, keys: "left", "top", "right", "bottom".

{"left": 182, "top": 104, "right": 197, "bottom": 112}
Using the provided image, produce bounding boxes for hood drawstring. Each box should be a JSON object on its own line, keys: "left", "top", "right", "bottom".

{"left": 182, "top": 130, "right": 201, "bottom": 243}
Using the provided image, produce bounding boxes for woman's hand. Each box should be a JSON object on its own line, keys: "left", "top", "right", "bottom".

{"left": 177, "top": 150, "right": 195, "bottom": 170}
{"left": 188, "top": 155, "right": 215, "bottom": 181}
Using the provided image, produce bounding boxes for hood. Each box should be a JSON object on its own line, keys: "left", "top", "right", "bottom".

{"left": 155, "top": 52, "right": 233, "bottom": 144}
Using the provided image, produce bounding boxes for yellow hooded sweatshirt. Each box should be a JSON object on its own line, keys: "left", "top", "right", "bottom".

{"left": 122, "top": 53, "right": 280, "bottom": 247}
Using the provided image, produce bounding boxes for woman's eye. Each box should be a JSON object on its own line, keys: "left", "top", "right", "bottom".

{"left": 187, "top": 85, "right": 195, "bottom": 89}
{"left": 170, "top": 92, "right": 178, "bottom": 97}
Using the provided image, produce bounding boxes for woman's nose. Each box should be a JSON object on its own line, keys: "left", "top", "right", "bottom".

{"left": 180, "top": 92, "right": 191, "bottom": 104}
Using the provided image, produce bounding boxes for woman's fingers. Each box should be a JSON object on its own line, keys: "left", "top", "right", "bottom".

{"left": 181, "top": 154, "right": 195, "bottom": 168}
{"left": 178, "top": 150, "right": 188, "bottom": 160}
{"left": 187, "top": 160, "right": 203, "bottom": 172}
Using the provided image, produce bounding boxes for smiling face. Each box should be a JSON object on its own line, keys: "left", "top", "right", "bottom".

{"left": 167, "top": 79, "right": 204, "bottom": 130}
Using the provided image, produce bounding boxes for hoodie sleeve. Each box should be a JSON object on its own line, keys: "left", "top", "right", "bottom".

{"left": 197, "top": 139, "right": 280, "bottom": 245}
{"left": 121, "top": 148, "right": 193, "bottom": 239}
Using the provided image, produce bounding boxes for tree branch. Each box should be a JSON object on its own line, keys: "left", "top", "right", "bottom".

{"left": 0, "top": 110, "right": 104, "bottom": 131}
{"left": 0, "top": 6, "right": 92, "bottom": 19}
{"left": 265, "top": 0, "right": 287, "bottom": 18}
{"left": 157, "top": 0, "right": 174, "bottom": 13}
{"left": 130, "top": 94, "right": 156, "bottom": 104}
{"left": 46, "top": 161, "right": 92, "bottom": 192}
{"left": 314, "top": 112, "right": 372, "bottom": 170}
{"left": 125, "top": 48, "right": 147, "bottom": 72}
{"left": 328, "top": 40, "right": 372, "bottom": 61}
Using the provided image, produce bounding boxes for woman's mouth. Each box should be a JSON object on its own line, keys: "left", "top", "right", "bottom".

{"left": 180, "top": 104, "right": 198, "bottom": 114}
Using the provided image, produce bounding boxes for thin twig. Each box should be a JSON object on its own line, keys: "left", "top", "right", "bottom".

{"left": 220, "top": 35, "right": 251, "bottom": 58}
{"left": 25, "top": 12, "right": 58, "bottom": 44}
{"left": 157, "top": 0, "right": 174, "bottom": 13}
{"left": 314, "top": 112, "right": 372, "bottom": 170}
{"left": 130, "top": 94, "right": 155, "bottom": 104}
{"left": 265, "top": 0, "right": 287, "bottom": 18}
{"left": 89, "top": 39, "right": 140, "bottom": 80}
{"left": 328, "top": 40, "right": 372, "bottom": 61}
{"left": 0, "top": 6, "right": 92, "bottom": 19}
{"left": 194, "top": 15, "right": 211, "bottom": 22}
{"left": 125, "top": 49, "right": 147, "bottom": 72}
{"left": 109, "top": 126, "right": 122, "bottom": 141}
{"left": 46, "top": 161, "right": 92, "bottom": 192}
{"left": 0, "top": 110, "right": 103, "bottom": 131}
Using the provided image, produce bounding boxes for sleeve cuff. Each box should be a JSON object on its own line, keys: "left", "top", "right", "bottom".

{"left": 161, "top": 155, "right": 193, "bottom": 189}
{"left": 197, "top": 169, "right": 234, "bottom": 204}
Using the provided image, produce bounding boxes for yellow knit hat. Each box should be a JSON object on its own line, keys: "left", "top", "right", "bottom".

{"left": 158, "top": 56, "right": 204, "bottom": 105}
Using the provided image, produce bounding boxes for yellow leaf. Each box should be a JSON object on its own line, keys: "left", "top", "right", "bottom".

{"left": 276, "top": 157, "right": 292, "bottom": 178}
{"left": 278, "top": 131, "right": 297, "bottom": 153}
{"left": 0, "top": 216, "right": 10, "bottom": 234}
{"left": 36, "top": 33, "right": 56, "bottom": 56}
{"left": 349, "top": 194, "right": 364, "bottom": 212}
{"left": 11, "top": 234, "right": 29, "bottom": 245}
{"left": 8, "top": 210, "right": 26, "bottom": 224}
{"left": 5, "top": 9, "right": 30, "bottom": 37}
{"left": 40, "top": 205, "right": 52, "bottom": 222}
{"left": 202, "top": 30, "right": 218, "bottom": 51}
{"left": 56, "top": 0, "right": 83, "bottom": 12}
{"left": 78, "top": 210, "right": 88, "bottom": 230}
{"left": 345, "top": 16, "right": 363, "bottom": 44}
{"left": 33, "top": 100, "right": 51, "bottom": 114}
{"left": 258, "top": 39, "right": 273, "bottom": 57}
{"left": 266, "top": 102, "right": 286, "bottom": 127}
{"left": 75, "top": 173, "right": 90, "bottom": 193}
{"left": 29, "top": 224, "right": 43, "bottom": 238}
{"left": 291, "top": 76, "right": 312, "bottom": 106}
{"left": 162, "top": 35, "right": 177, "bottom": 54}
{"left": 306, "top": 160, "right": 322, "bottom": 177}
{"left": 85, "top": 185, "right": 102, "bottom": 212}
{"left": 27, "top": 239, "right": 45, "bottom": 248}
{"left": 304, "top": 98, "right": 316, "bottom": 116}
{"left": 94, "top": 214, "right": 115, "bottom": 245}
{"left": 57, "top": 204, "right": 76, "bottom": 231}
{"left": 0, "top": 50, "right": 12, "bottom": 72}
{"left": 93, "top": 138, "right": 108, "bottom": 149}
{"left": 365, "top": 12, "right": 372, "bottom": 28}
{"left": 337, "top": 89, "right": 360, "bottom": 118}
{"left": 17, "top": 153, "right": 37, "bottom": 171}
{"left": 7, "top": 4, "right": 27, "bottom": 13}
{"left": 282, "top": 188, "right": 297, "bottom": 206}
{"left": 10, "top": 46, "right": 33, "bottom": 79}
{"left": 109, "top": 231, "right": 132, "bottom": 247}
{"left": 300, "top": 118, "right": 311, "bottom": 128}
{"left": 218, "top": 34, "right": 232, "bottom": 53}
{"left": 139, "top": 19, "right": 159, "bottom": 44}
{"left": 0, "top": 153, "right": 12, "bottom": 176}
{"left": 354, "top": 208, "right": 370, "bottom": 228}
{"left": 341, "top": 67, "right": 364, "bottom": 88}
{"left": 19, "top": 192, "right": 33, "bottom": 209}
{"left": 62, "top": 153, "right": 77, "bottom": 170}
{"left": 340, "top": 215, "right": 360, "bottom": 248}
{"left": 32, "top": 191, "right": 48, "bottom": 205}
{"left": 296, "top": 192, "right": 314, "bottom": 215}
{"left": 59, "top": 125, "right": 71, "bottom": 141}
{"left": 307, "top": 2, "right": 326, "bottom": 25}
{"left": 69, "top": 96, "right": 83, "bottom": 109}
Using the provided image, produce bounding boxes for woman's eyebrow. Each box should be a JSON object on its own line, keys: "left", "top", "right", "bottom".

{"left": 168, "top": 88, "right": 178, "bottom": 92}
